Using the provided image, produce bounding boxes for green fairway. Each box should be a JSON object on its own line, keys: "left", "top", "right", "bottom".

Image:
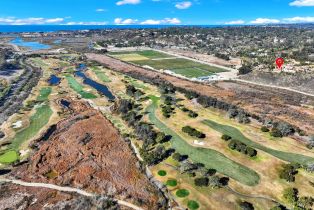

{"left": 90, "top": 66, "right": 112, "bottom": 82}
{"left": 37, "top": 87, "right": 51, "bottom": 101}
{"left": 65, "top": 75, "right": 97, "bottom": 99}
{"left": 0, "top": 87, "right": 53, "bottom": 164}
{"left": 202, "top": 119, "right": 314, "bottom": 166}
{"left": 109, "top": 50, "right": 171, "bottom": 59}
{"left": 147, "top": 96, "right": 260, "bottom": 186}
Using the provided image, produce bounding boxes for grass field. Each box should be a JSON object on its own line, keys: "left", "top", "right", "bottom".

{"left": 0, "top": 87, "right": 53, "bottom": 164}
{"left": 109, "top": 50, "right": 226, "bottom": 78}
{"left": 132, "top": 58, "right": 225, "bottom": 78}
{"left": 90, "top": 66, "right": 111, "bottom": 82}
{"left": 147, "top": 96, "right": 260, "bottom": 186}
{"left": 202, "top": 119, "right": 314, "bottom": 166}
{"left": 109, "top": 50, "right": 171, "bottom": 59}
{"left": 65, "top": 75, "right": 97, "bottom": 99}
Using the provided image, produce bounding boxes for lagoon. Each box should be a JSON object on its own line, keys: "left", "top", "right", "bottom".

{"left": 10, "top": 37, "right": 51, "bottom": 51}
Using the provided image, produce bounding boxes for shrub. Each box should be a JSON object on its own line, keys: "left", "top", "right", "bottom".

{"left": 228, "top": 140, "right": 257, "bottom": 157}
{"left": 221, "top": 134, "right": 232, "bottom": 141}
{"left": 239, "top": 201, "right": 254, "bottom": 210}
{"left": 270, "top": 128, "right": 283, "bottom": 138}
{"left": 194, "top": 177, "right": 209, "bottom": 187}
{"left": 283, "top": 187, "right": 298, "bottom": 204}
{"left": 261, "top": 126, "right": 270, "bottom": 132}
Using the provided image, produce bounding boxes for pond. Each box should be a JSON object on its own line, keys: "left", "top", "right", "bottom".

{"left": 10, "top": 37, "right": 51, "bottom": 51}
{"left": 75, "top": 70, "right": 115, "bottom": 101}
{"left": 48, "top": 75, "right": 61, "bottom": 85}
{"left": 60, "top": 99, "right": 71, "bottom": 108}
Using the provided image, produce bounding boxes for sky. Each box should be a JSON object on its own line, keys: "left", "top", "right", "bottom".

{"left": 0, "top": 0, "right": 313, "bottom": 25}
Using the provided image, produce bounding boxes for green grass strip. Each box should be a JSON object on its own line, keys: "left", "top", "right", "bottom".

{"left": 90, "top": 66, "right": 112, "bottom": 82}
{"left": 65, "top": 75, "right": 97, "bottom": 99}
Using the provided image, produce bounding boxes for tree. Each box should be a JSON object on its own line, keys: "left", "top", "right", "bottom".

{"left": 194, "top": 177, "right": 209, "bottom": 187}
{"left": 156, "top": 132, "right": 166, "bottom": 143}
{"left": 270, "top": 128, "right": 283, "bottom": 138}
{"left": 279, "top": 163, "right": 300, "bottom": 182}
{"left": 172, "top": 152, "right": 182, "bottom": 161}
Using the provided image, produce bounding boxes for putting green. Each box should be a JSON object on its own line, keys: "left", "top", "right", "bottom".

{"left": 147, "top": 96, "right": 260, "bottom": 186}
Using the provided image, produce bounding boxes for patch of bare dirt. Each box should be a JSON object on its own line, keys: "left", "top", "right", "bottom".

{"left": 10, "top": 100, "right": 164, "bottom": 209}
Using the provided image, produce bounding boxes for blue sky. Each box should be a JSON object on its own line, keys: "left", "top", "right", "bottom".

{"left": 0, "top": 0, "right": 313, "bottom": 25}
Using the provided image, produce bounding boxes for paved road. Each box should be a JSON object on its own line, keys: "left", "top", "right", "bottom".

{"left": 0, "top": 178, "right": 144, "bottom": 210}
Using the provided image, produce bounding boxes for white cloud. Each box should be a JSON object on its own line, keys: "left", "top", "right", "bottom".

{"left": 64, "top": 21, "right": 107, "bottom": 25}
{"left": 175, "top": 1, "right": 192, "bottom": 9}
{"left": 0, "top": 17, "right": 64, "bottom": 25}
{"left": 141, "top": 19, "right": 161, "bottom": 25}
{"left": 225, "top": 20, "right": 245, "bottom": 25}
{"left": 250, "top": 18, "right": 280, "bottom": 24}
{"left": 141, "top": 18, "right": 181, "bottom": 25}
{"left": 283, "top": 16, "right": 314, "bottom": 23}
{"left": 289, "top": 0, "right": 314, "bottom": 6}
{"left": 96, "top": 9, "right": 106, "bottom": 12}
{"left": 116, "top": 0, "right": 141, "bottom": 6}
{"left": 114, "top": 18, "right": 138, "bottom": 25}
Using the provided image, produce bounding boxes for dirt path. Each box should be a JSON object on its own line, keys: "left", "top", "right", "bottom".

{"left": 234, "top": 79, "right": 314, "bottom": 97}
{"left": 0, "top": 178, "right": 144, "bottom": 210}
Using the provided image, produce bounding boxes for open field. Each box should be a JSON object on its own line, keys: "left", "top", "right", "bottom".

{"left": 202, "top": 119, "right": 314, "bottom": 165}
{"left": 108, "top": 50, "right": 226, "bottom": 78}
{"left": 109, "top": 50, "right": 172, "bottom": 59}
{"left": 65, "top": 75, "right": 97, "bottom": 99}
{"left": 147, "top": 95, "right": 260, "bottom": 186}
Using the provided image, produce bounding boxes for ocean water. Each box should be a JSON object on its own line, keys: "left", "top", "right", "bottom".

{"left": 0, "top": 25, "right": 224, "bottom": 33}
{"left": 10, "top": 37, "right": 51, "bottom": 50}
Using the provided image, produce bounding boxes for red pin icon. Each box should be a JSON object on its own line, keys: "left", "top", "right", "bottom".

{"left": 276, "top": 57, "right": 284, "bottom": 70}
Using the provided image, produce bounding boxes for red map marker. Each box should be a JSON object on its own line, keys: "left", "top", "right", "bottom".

{"left": 276, "top": 57, "right": 284, "bottom": 70}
